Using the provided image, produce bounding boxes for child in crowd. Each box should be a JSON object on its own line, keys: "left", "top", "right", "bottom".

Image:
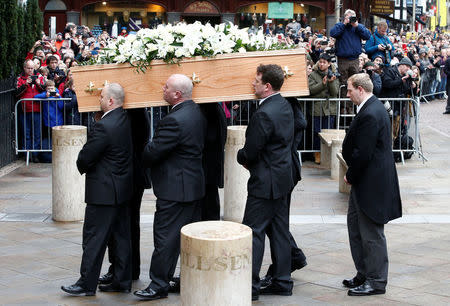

{"left": 34, "top": 80, "right": 64, "bottom": 162}
{"left": 63, "top": 79, "right": 81, "bottom": 125}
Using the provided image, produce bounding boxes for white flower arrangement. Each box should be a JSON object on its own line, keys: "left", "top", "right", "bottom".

{"left": 94, "top": 21, "right": 295, "bottom": 73}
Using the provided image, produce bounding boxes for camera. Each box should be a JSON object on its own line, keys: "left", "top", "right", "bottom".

{"left": 327, "top": 67, "right": 341, "bottom": 79}
{"left": 30, "top": 75, "right": 38, "bottom": 83}
{"left": 49, "top": 91, "right": 57, "bottom": 97}
{"left": 349, "top": 16, "right": 357, "bottom": 23}
{"left": 406, "top": 70, "right": 414, "bottom": 77}
{"left": 320, "top": 39, "right": 328, "bottom": 46}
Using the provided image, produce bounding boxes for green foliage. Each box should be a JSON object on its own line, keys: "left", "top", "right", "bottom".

{"left": 0, "top": 0, "right": 42, "bottom": 80}
{"left": 0, "top": 1, "right": 9, "bottom": 78}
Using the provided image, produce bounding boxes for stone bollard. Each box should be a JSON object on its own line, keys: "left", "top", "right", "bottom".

{"left": 180, "top": 221, "right": 252, "bottom": 306}
{"left": 52, "top": 126, "right": 87, "bottom": 221}
{"left": 330, "top": 138, "right": 343, "bottom": 180}
{"left": 223, "top": 126, "right": 249, "bottom": 222}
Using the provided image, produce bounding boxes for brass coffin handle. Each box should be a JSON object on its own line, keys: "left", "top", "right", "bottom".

{"left": 191, "top": 72, "right": 201, "bottom": 85}
{"left": 85, "top": 80, "right": 109, "bottom": 93}
{"left": 283, "top": 66, "right": 294, "bottom": 78}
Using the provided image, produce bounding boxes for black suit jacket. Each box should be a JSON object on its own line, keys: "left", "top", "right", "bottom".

{"left": 342, "top": 95, "right": 402, "bottom": 224}
{"left": 237, "top": 93, "right": 294, "bottom": 200}
{"left": 77, "top": 107, "right": 134, "bottom": 206}
{"left": 200, "top": 103, "right": 227, "bottom": 188}
{"left": 142, "top": 100, "right": 207, "bottom": 202}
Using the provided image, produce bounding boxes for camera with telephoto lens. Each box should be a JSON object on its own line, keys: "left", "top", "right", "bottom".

{"left": 384, "top": 101, "right": 393, "bottom": 116}
{"left": 349, "top": 16, "right": 357, "bottom": 23}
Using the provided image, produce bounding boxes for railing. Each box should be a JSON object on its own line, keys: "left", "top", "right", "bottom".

{"left": 14, "top": 97, "right": 424, "bottom": 166}
{"left": 14, "top": 98, "right": 96, "bottom": 165}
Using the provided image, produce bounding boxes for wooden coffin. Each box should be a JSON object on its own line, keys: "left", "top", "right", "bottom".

{"left": 72, "top": 49, "right": 309, "bottom": 112}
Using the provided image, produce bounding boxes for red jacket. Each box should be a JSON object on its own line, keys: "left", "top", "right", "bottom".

{"left": 15, "top": 73, "right": 45, "bottom": 112}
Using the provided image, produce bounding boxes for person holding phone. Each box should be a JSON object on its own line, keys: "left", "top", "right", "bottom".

{"left": 330, "top": 9, "right": 371, "bottom": 96}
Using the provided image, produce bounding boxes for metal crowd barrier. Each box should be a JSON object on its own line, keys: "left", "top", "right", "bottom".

{"left": 14, "top": 98, "right": 96, "bottom": 165}
{"left": 15, "top": 97, "right": 425, "bottom": 166}
{"left": 418, "top": 74, "right": 448, "bottom": 104}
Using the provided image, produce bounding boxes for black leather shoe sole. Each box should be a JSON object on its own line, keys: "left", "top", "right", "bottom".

{"left": 348, "top": 289, "right": 385, "bottom": 296}
{"left": 61, "top": 286, "right": 95, "bottom": 296}
{"left": 252, "top": 294, "right": 259, "bottom": 301}
{"left": 133, "top": 290, "right": 168, "bottom": 300}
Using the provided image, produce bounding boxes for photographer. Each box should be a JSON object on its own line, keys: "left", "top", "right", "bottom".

{"left": 365, "top": 21, "right": 395, "bottom": 66}
{"left": 330, "top": 9, "right": 371, "bottom": 94}
{"left": 381, "top": 57, "right": 416, "bottom": 139}
{"left": 15, "top": 59, "right": 45, "bottom": 162}
{"left": 308, "top": 53, "right": 340, "bottom": 163}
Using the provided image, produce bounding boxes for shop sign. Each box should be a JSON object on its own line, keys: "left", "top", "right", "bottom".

{"left": 371, "top": 0, "right": 395, "bottom": 14}
{"left": 184, "top": 1, "right": 219, "bottom": 14}
{"left": 268, "top": 2, "right": 294, "bottom": 19}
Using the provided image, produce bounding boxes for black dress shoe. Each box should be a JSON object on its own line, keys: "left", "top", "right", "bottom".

{"left": 342, "top": 276, "right": 366, "bottom": 288}
{"left": 169, "top": 277, "right": 180, "bottom": 293}
{"left": 260, "top": 275, "right": 273, "bottom": 288}
{"left": 348, "top": 281, "right": 385, "bottom": 296}
{"left": 61, "top": 284, "right": 95, "bottom": 296}
{"left": 252, "top": 293, "right": 259, "bottom": 301}
{"left": 443, "top": 111, "right": 450, "bottom": 114}
{"left": 133, "top": 287, "right": 168, "bottom": 300}
{"left": 98, "top": 283, "right": 131, "bottom": 293}
{"left": 98, "top": 272, "right": 113, "bottom": 284}
{"left": 260, "top": 283, "right": 292, "bottom": 296}
{"left": 291, "top": 260, "right": 307, "bottom": 272}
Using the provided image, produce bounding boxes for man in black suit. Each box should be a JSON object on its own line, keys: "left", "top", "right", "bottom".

{"left": 342, "top": 73, "right": 402, "bottom": 296}
{"left": 260, "top": 98, "right": 308, "bottom": 287}
{"left": 134, "top": 74, "right": 206, "bottom": 301}
{"left": 61, "top": 83, "right": 134, "bottom": 296}
{"left": 199, "top": 103, "right": 227, "bottom": 221}
{"left": 237, "top": 64, "right": 295, "bottom": 300}
{"left": 98, "top": 108, "right": 152, "bottom": 284}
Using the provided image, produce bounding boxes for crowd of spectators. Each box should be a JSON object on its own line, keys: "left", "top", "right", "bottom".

{"left": 14, "top": 16, "right": 450, "bottom": 162}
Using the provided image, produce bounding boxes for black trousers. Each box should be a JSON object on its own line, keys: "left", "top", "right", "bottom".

{"left": 200, "top": 183, "right": 220, "bottom": 221}
{"left": 76, "top": 204, "right": 131, "bottom": 292}
{"left": 347, "top": 189, "right": 388, "bottom": 290}
{"left": 265, "top": 191, "right": 306, "bottom": 277}
{"left": 106, "top": 187, "right": 144, "bottom": 278}
{"left": 242, "top": 195, "right": 293, "bottom": 294}
{"left": 148, "top": 199, "right": 200, "bottom": 292}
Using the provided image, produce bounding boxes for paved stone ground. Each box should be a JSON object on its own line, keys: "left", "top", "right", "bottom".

{"left": 0, "top": 99, "right": 449, "bottom": 305}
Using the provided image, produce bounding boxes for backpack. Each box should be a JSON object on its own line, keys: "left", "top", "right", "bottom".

{"left": 393, "top": 135, "right": 414, "bottom": 162}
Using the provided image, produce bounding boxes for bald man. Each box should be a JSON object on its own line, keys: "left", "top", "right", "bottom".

{"left": 134, "top": 74, "right": 207, "bottom": 301}
{"left": 61, "top": 83, "right": 134, "bottom": 296}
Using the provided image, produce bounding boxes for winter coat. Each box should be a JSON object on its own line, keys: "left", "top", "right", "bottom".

{"left": 34, "top": 89, "right": 65, "bottom": 127}
{"left": 15, "top": 73, "right": 45, "bottom": 112}
{"left": 364, "top": 29, "right": 395, "bottom": 64}
{"left": 308, "top": 63, "right": 340, "bottom": 116}
{"left": 330, "top": 23, "right": 371, "bottom": 60}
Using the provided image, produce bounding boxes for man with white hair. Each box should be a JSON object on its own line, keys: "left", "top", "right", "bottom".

{"left": 61, "top": 83, "right": 134, "bottom": 296}
{"left": 134, "top": 74, "right": 207, "bottom": 301}
{"left": 330, "top": 9, "right": 371, "bottom": 95}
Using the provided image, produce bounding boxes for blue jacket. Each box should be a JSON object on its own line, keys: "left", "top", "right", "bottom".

{"left": 365, "top": 29, "right": 394, "bottom": 64}
{"left": 34, "top": 89, "right": 65, "bottom": 127}
{"left": 330, "top": 23, "right": 371, "bottom": 60}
